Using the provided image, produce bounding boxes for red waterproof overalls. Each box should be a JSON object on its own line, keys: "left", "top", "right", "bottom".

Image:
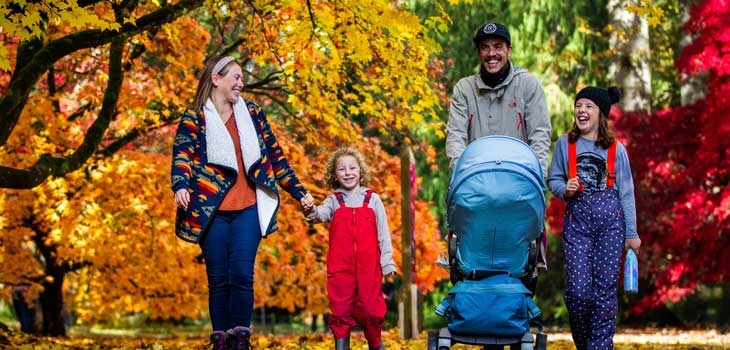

{"left": 327, "top": 190, "right": 386, "bottom": 347}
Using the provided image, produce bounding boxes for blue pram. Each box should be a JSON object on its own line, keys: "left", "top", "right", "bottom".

{"left": 428, "top": 136, "right": 548, "bottom": 350}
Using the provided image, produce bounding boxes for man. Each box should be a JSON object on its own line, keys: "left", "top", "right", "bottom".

{"left": 445, "top": 22, "right": 551, "bottom": 175}
{"left": 445, "top": 22, "right": 551, "bottom": 301}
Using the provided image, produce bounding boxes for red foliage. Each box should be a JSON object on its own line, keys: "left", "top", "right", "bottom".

{"left": 607, "top": 0, "right": 730, "bottom": 312}
{"left": 545, "top": 197, "right": 565, "bottom": 236}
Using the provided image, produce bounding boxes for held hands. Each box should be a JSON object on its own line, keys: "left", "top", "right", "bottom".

{"left": 384, "top": 271, "right": 397, "bottom": 283}
{"left": 174, "top": 189, "right": 190, "bottom": 210}
{"left": 300, "top": 193, "right": 315, "bottom": 212}
{"left": 382, "top": 272, "right": 397, "bottom": 300}
{"left": 564, "top": 177, "right": 581, "bottom": 198}
{"left": 176, "top": 189, "right": 316, "bottom": 212}
{"left": 625, "top": 237, "right": 641, "bottom": 253}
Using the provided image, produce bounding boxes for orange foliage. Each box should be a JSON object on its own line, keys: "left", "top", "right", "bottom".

{"left": 0, "top": 14, "right": 214, "bottom": 323}
{"left": 0, "top": 0, "right": 447, "bottom": 326}
{"left": 0, "top": 151, "right": 209, "bottom": 323}
{"left": 0, "top": 120, "right": 447, "bottom": 323}
{"left": 251, "top": 118, "right": 447, "bottom": 314}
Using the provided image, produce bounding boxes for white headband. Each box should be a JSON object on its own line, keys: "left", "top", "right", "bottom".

{"left": 212, "top": 56, "right": 235, "bottom": 75}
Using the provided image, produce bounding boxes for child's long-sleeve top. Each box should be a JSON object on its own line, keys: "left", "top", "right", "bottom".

{"left": 307, "top": 187, "right": 397, "bottom": 275}
{"left": 547, "top": 135, "right": 639, "bottom": 239}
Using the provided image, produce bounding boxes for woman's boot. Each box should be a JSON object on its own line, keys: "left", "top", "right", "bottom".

{"left": 226, "top": 326, "right": 253, "bottom": 350}
{"left": 206, "top": 331, "right": 227, "bottom": 350}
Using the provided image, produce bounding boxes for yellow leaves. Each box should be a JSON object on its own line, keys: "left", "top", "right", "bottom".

{"left": 423, "top": 2, "right": 451, "bottom": 35}
{"left": 1, "top": 0, "right": 119, "bottom": 45}
{"left": 255, "top": 337, "right": 273, "bottom": 348}
{"left": 4, "top": 326, "right": 713, "bottom": 350}
{"left": 0, "top": 44, "right": 11, "bottom": 71}
{"left": 1, "top": 149, "right": 207, "bottom": 323}
{"left": 0, "top": 0, "right": 450, "bottom": 326}
{"left": 20, "top": 11, "right": 43, "bottom": 33}
{"left": 259, "top": 0, "right": 443, "bottom": 140}
{"left": 627, "top": 0, "right": 665, "bottom": 28}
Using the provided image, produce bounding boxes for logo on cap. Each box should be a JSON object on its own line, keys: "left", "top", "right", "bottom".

{"left": 484, "top": 23, "right": 497, "bottom": 34}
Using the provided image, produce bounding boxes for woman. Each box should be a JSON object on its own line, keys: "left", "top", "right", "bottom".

{"left": 171, "top": 56, "right": 314, "bottom": 350}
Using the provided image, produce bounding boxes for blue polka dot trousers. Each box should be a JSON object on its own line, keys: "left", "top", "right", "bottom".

{"left": 563, "top": 190, "right": 624, "bottom": 350}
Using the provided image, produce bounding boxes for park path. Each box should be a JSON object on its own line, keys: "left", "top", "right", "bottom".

{"left": 546, "top": 327, "right": 730, "bottom": 347}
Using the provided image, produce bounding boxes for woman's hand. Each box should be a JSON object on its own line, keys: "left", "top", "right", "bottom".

{"left": 625, "top": 237, "right": 641, "bottom": 253}
{"left": 300, "top": 193, "right": 315, "bottom": 211}
{"left": 564, "top": 177, "right": 581, "bottom": 198}
{"left": 174, "top": 188, "right": 190, "bottom": 210}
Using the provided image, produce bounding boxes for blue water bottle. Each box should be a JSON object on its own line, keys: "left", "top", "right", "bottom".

{"left": 624, "top": 249, "right": 638, "bottom": 293}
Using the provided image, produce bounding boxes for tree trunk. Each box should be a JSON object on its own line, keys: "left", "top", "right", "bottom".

{"left": 607, "top": 0, "right": 652, "bottom": 113}
{"left": 33, "top": 229, "right": 68, "bottom": 337}
{"left": 679, "top": 0, "right": 707, "bottom": 105}
{"left": 721, "top": 280, "right": 730, "bottom": 327}
{"left": 398, "top": 146, "right": 418, "bottom": 339}
{"left": 39, "top": 263, "right": 67, "bottom": 336}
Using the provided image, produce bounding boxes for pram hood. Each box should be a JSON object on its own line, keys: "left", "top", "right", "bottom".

{"left": 447, "top": 135, "right": 546, "bottom": 277}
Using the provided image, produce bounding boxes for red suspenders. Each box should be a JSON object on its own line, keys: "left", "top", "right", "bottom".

{"left": 334, "top": 190, "right": 373, "bottom": 207}
{"left": 606, "top": 141, "right": 617, "bottom": 187}
{"left": 568, "top": 139, "right": 617, "bottom": 190}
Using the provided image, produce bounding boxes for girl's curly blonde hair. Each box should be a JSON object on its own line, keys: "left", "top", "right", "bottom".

{"left": 323, "top": 147, "right": 371, "bottom": 190}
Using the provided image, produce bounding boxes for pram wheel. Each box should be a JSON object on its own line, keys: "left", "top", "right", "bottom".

{"left": 427, "top": 329, "right": 452, "bottom": 350}
{"left": 427, "top": 330, "right": 439, "bottom": 350}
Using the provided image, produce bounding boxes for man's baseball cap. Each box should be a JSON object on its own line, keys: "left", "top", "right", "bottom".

{"left": 473, "top": 22, "right": 511, "bottom": 47}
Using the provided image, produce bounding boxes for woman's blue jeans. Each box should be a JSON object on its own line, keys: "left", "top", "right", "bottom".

{"left": 200, "top": 205, "right": 261, "bottom": 331}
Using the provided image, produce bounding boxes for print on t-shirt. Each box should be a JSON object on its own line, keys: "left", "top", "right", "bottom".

{"left": 576, "top": 153, "right": 608, "bottom": 194}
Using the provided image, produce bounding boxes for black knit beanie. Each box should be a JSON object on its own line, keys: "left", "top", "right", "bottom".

{"left": 575, "top": 86, "right": 621, "bottom": 117}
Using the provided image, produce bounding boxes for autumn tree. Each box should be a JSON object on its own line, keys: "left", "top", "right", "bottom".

{"left": 1, "top": 6, "right": 209, "bottom": 333}
{"left": 613, "top": 0, "right": 729, "bottom": 319}
{"left": 1, "top": 0, "right": 448, "bottom": 336}
{"left": 0, "top": 0, "right": 444, "bottom": 186}
{"left": 0, "top": 0, "right": 207, "bottom": 189}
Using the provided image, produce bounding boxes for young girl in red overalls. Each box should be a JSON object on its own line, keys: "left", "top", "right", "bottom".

{"left": 306, "top": 147, "right": 397, "bottom": 350}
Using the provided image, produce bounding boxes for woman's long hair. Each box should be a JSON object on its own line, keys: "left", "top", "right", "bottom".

{"left": 191, "top": 56, "right": 239, "bottom": 113}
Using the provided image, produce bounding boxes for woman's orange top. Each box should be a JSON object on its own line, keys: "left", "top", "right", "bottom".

{"left": 219, "top": 114, "right": 257, "bottom": 211}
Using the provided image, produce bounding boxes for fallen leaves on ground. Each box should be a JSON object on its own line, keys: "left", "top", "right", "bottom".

{"left": 2, "top": 326, "right": 728, "bottom": 349}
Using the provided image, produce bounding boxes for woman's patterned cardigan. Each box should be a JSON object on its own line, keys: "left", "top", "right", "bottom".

{"left": 171, "top": 100, "right": 307, "bottom": 243}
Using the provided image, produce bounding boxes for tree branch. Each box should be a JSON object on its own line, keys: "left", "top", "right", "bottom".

{"left": 0, "top": 33, "right": 125, "bottom": 189}
{"left": 0, "top": 0, "right": 205, "bottom": 146}
{"left": 97, "top": 114, "right": 180, "bottom": 157}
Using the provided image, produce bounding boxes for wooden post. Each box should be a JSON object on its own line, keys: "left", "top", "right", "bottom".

{"left": 398, "top": 145, "right": 419, "bottom": 339}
